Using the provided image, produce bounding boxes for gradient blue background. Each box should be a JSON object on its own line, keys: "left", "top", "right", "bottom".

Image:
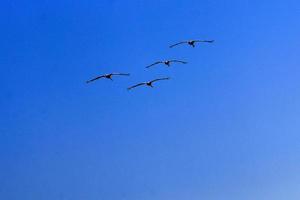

{"left": 1, "top": 0, "right": 300, "bottom": 199}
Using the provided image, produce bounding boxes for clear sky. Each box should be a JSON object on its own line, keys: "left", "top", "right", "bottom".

{"left": 1, "top": 0, "right": 300, "bottom": 199}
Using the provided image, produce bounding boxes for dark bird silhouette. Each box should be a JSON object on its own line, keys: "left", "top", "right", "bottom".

{"left": 127, "top": 77, "right": 170, "bottom": 90}
{"left": 86, "top": 73, "right": 130, "bottom": 83}
{"left": 169, "top": 40, "right": 214, "bottom": 48}
{"left": 146, "top": 60, "right": 187, "bottom": 68}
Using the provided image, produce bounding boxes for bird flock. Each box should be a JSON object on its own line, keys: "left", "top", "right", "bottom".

{"left": 86, "top": 39, "right": 214, "bottom": 90}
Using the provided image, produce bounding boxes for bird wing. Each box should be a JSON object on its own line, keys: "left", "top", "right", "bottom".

{"left": 127, "top": 83, "right": 146, "bottom": 90}
{"left": 169, "top": 41, "right": 188, "bottom": 48}
{"left": 111, "top": 73, "right": 130, "bottom": 76}
{"left": 150, "top": 77, "right": 170, "bottom": 83}
{"left": 146, "top": 61, "right": 163, "bottom": 68}
{"left": 169, "top": 60, "right": 187, "bottom": 64}
{"left": 194, "top": 40, "right": 214, "bottom": 43}
{"left": 86, "top": 75, "right": 105, "bottom": 83}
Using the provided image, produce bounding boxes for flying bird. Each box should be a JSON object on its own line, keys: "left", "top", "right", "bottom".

{"left": 127, "top": 77, "right": 170, "bottom": 90}
{"left": 86, "top": 73, "right": 130, "bottom": 83}
{"left": 146, "top": 60, "right": 187, "bottom": 68}
{"left": 169, "top": 40, "right": 214, "bottom": 48}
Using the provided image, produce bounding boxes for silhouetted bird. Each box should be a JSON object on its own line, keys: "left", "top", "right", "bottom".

{"left": 169, "top": 40, "right": 214, "bottom": 48}
{"left": 127, "top": 77, "right": 170, "bottom": 90}
{"left": 86, "top": 73, "right": 130, "bottom": 83}
{"left": 146, "top": 60, "right": 187, "bottom": 68}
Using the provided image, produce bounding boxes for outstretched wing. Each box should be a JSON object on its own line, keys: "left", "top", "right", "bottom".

{"left": 86, "top": 75, "right": 105, "bottom": 83}
{"left": 194, "top": 40, "right": 214, "bottom": 43}
{"left": 127, "top": 83, "right": 146, "bottom": 90}
{"left": 169, "top": 41, "right": 188, "bottom": 48}
{"left": 169, "top": 60, "right": 188, "bottom": 64}
{"left": 150, "top": 77, "right": 170, "bottom": 84}
{"left": 146, "top": 61, "right": 163, "bottom": 68}
{"left": 111, "top": 73, "right": 130, "bottom": 76}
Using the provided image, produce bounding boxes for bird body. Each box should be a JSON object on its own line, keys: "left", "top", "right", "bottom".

{"left": 164, "top": 60, "right": 171, "bottom": 66}
{"left": 86, "top": 73, "right": 130, "bottom": 83}
{"left": 127, "top": 77, "right": 170, "bottom": 90}
{"left": 169, "top": 40, "right": 214, "bottom": 48}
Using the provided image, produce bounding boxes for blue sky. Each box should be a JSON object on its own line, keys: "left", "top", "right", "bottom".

{"left": 1, "top": 0, "right": 300, "bottom": 199}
